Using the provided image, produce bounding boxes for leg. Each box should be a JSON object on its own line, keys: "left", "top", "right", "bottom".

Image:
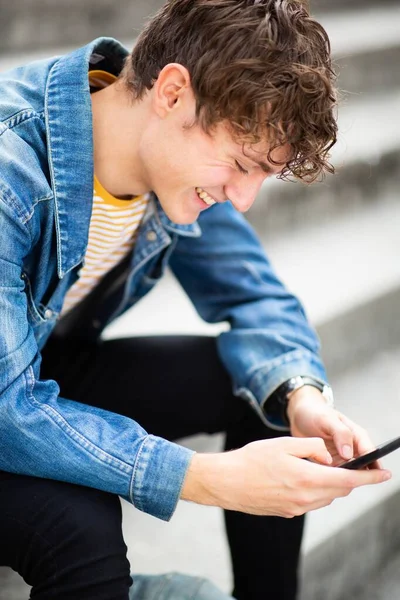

{"left": 224, "top": 403, "right": 304, "bottom": 600}
{"left": 41, "top": 334, "right": 303, "bottom": 600}
{"left": 0, "top": 471, "right": 132, "bottom": 600}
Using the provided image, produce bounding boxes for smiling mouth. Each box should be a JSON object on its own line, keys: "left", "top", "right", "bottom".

{"left": 195, "top": 187, "right": 217, "bottom": 206}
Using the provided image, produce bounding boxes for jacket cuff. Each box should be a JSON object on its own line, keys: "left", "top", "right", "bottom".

{"left": 245, "top": 350, "right": 329, "bottom": 431}
{"left": 130, "top": 435, "right": 195, "bottom": 521}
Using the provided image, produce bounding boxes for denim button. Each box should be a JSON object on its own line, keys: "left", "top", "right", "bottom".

{"left": 146, "top": 231, "right": 157, "bottom": 242}
{"left": 44, "top": 309, "right": 53, "bottom": 319}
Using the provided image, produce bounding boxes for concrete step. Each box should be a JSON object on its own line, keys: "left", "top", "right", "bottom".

{"left": 3, "top": 5, "right": 400, "bottom": 94}
{"left": 313, "top": 0, "right": 399, "bottom": 13}
{"left": 249, "top": 87, "right": 400, "bottom": 238}
{"left": 2, "top": 2, "right": 400, "bottom": 99}
{"left": 0, "top": 0, "right": 164, "bottom": 54}
{"left": 355, "top": 551, "right": 400, "bottom": 600}
{"left": 0, "top": 568, "right": 29, "bottom": 599}
{"left": 1, "top": 1, "right": 399, "bottom": 54}
{"left": 300, "top": 346, "right": 400, "bottom": 600}
{"left": 324, "top": 5, "right": 400, "bottom": 95}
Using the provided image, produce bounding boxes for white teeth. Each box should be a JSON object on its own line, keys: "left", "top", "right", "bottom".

{"left": 195, "top": 187, "right": 216, "bottom": 206}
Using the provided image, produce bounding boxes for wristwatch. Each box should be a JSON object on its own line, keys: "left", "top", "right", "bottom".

{"left": 263, "top": 376, "right": 334, "bottom": 428}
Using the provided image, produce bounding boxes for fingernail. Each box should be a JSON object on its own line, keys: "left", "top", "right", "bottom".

{"left": 342, "top": 445, "right": 353, "bottom": 459}
{"left": 326, "top": 453, "right": 333, "bottom": 465}
{"left": 383, "top": 472, "right": 392, "bottom": 482}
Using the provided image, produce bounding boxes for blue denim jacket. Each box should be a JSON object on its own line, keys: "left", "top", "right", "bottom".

{"left": 0, "top": 38, "right": 328, "bottom": 522}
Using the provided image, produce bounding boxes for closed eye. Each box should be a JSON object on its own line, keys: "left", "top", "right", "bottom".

{"left": 235, "top": 160, "right": 249, "bottom": 176}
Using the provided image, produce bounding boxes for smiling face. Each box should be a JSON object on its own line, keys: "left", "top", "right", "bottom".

{"left": 136, "top": 64, "right": 289, "bottom": 225}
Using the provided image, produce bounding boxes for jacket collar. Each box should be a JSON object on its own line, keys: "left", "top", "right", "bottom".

{"left": 45, "top": 38, "right": 200, "bottom": 277}
{"left": 45, "top": 38, "right": 128, "bottom": 277}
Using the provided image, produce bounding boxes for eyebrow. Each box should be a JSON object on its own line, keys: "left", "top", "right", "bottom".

{"left": 249, "top": 157, "right": 283, "bottom": 176}
{"left": 239, "top": 148, "right": 283, "bottom": 176}
{"left": 253, "top": 160, "right": 275, "bottom": 174}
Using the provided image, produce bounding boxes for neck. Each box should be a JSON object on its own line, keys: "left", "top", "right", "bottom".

{"left": 91, "top": 80, "right": 151, "bottom": 197}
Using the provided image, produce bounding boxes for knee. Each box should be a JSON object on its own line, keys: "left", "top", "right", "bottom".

{"left": 55, "top": 486, "right": 126, "bottom": 554}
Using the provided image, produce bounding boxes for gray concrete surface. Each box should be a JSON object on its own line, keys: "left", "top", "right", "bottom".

{"left": 355, "top": 552, "right": 400, "bottom": 600}
{"left": 0, "top": 0, "right": 398, "bottom": 54}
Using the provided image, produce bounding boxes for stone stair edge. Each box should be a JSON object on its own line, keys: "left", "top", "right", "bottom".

{"left": 300, "top": 487, "right": 400, "bottom": 600}
{"left": 318, "top": 283, "right": 400, "bottom": 387}
{"left": 249, "top": 146, "right": 400, "bottom": 237}
{"left": 313, "top": 0, "right": 398, "bottom": 13}
{"left": 0, "top": 0, "right": 399, "bottom": 53}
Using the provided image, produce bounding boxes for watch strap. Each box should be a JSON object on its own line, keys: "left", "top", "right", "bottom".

{"left": 263, "top": 376, "right": 334, "bottom": 428}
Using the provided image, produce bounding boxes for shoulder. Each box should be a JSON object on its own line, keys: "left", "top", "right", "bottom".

{"left": 0, "top": 56, "right": 58, "bottom": 122}
{"left": 0, "top": 59, "right": 57, "bottom": 221}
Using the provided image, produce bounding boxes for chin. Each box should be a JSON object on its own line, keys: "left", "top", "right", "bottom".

{"left": 160, "top": 202, "right": 199, "bottom": 225}
{"left": 166, "top": 211, "right": 198, "bottom": 225}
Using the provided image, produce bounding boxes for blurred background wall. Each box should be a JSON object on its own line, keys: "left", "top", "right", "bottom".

{"left": 1, "top": 1, "right": 400, "bottom": 599}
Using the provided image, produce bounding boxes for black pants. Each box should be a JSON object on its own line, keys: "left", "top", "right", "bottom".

{"left": 0, "top": 335, "right": 304, "bottom": 600}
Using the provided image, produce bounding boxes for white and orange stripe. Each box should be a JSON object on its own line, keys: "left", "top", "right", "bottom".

{"left": 61, "top": 175, "right": 148, "bottom": 315}
{"left": 61, "top": 68, "right": 149, "bottom": 316}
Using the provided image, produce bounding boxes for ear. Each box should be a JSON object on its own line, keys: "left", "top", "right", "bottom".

{"left": 152, "top": 63, "right": 192, "bottom": 118}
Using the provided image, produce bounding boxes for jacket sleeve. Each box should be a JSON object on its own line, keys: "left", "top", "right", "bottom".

{"left": 169, "top": 201, "right": 329, "bottom": 429}
{"left": 0, "top": 190, "right": 193, "bottom": 521}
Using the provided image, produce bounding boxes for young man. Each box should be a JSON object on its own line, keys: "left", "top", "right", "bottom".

{"left": 0, "top": 1, "right": 391, "bottom": 599}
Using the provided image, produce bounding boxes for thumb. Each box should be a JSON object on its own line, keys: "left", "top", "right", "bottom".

{"left": 285, "top": 437, "right": 333, "bottom": 465}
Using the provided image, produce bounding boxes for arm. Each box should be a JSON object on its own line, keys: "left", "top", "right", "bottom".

{"left": 170, "top": 201, "right": 379, "bottom": 465}
{"left": 169, "top": 201, "right": 327, "bottom": 428}
{"left": 0, "top": 191, "right": 193, "bottom": 521}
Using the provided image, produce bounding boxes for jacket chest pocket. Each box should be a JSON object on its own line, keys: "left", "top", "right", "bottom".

{"left": 22, "top": 273, "right": 58, "bottom": 323}
{"left": 22, "top": 271, "right": 77, "bottom": 347}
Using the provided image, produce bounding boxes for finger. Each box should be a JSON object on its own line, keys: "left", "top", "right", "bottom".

{"left": 338, "top": 413, "right": 376, "bottom": 456}
{"left": 285, "top": 437, "right": 332, "bottom": 465}
{"left": 318, "top": 413, "right": 354, "bottom": 460}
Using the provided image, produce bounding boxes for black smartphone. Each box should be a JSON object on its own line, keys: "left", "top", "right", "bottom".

{"left": 337, "top": 435, "right": 400, "bottom": 470}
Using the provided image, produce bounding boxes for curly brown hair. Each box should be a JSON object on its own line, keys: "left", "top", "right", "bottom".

{"left": 122, "top": 0, "right": 338, "bottom": 182}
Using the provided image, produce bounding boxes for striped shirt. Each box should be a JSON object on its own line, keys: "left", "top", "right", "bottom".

{"left": 61, "top": 70, "right": 149, "bottom": 316}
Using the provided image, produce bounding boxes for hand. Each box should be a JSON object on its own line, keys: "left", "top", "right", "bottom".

{"left": 181, "top": 436, "right": 391, "bottom": 518}
{"left": 287, "top": 385, "right": 381, "bottom": 467}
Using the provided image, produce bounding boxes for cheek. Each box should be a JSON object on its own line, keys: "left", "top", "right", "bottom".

{"left": 200, "top": 167, "right": 232, "bottom": 187}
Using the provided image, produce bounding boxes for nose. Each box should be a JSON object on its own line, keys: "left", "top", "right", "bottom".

{"left": 224, "top": 172, "right": 267, "bottom": 213}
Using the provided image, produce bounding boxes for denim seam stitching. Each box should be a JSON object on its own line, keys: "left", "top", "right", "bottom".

{"left": 0, "top": 186, "right": 32, "bottom": 231}
{"left": 246, "top": 348, "right": 316, "bottom": 382}
{"left": 0, "top": 109, "right": 45, "bottom": 131}
{"left": 130, "top": 435, "right": 151, "bottom": 507}
{"left": 25, "top": 366, "right": 133, "bottom": 475}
